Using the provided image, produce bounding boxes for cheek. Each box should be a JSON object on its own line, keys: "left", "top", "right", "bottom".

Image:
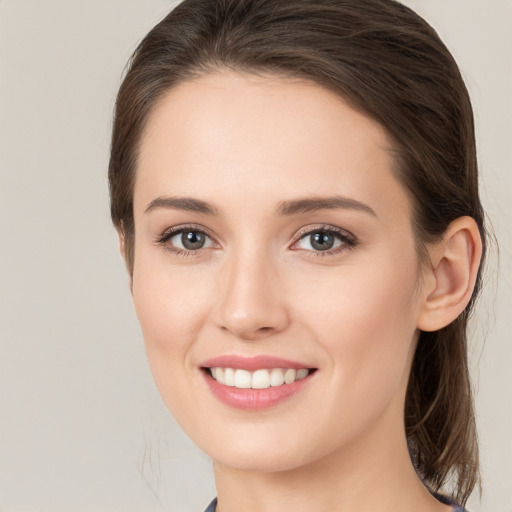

{"left": 291, "top": 253, "right": 420, "bottom": 390}
{"left": 131, "top": 258, "right": 213, "bottom": 426}
{"left": 132, "top": 254, "right": 206, "bottom": 346}
{"left": 130, "top": 252, "right": 214, "bottom": 404}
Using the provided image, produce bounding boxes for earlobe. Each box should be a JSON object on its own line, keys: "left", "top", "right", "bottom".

{"left": 117, "top": 228, "right": 134, "bottom": 294}
{"left": 118, "top": 229, "right": 126, "bottom": 258}
{"left": 417, "top": 217, "right": 482, "bottom": 332}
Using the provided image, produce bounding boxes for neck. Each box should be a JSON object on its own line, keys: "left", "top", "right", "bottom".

{"left": 212, "top": 405, "right": 451, "bottom": 512}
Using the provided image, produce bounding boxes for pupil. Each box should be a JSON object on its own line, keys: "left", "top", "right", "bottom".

{"left": 311, "top": 232, "right": 334, "bottom": 251}
{"left": 182, "top": 231, "right": 205, "bottom": 250}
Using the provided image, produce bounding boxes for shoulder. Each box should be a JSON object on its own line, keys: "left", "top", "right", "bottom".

{"left": 203, "top": 497, "right": 217, "bottom": 512}
{"left": 434, "top": 492, "right": 467, "bottom": 512}
{"left": 202, "top": 496, "right": 469, "bottom": 512}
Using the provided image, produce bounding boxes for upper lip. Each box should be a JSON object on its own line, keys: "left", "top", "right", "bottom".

{"left": 200, "top": 355, "right": 315, "bottom": 372}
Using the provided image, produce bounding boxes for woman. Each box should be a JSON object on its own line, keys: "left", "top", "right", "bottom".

{"left": 108, "top": 1, "right": 486, "bottom": 510}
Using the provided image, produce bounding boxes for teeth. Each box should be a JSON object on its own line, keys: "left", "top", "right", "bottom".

{"left": 270, "top": 368, "right": 285, "bottom": 386}
{"left": 296, "top": 368, "right": 309, "bottom": 380}
{"left": 284, "top": 368, "right": 296, "bottom": 384}
{"left": 234, "top": 369, "right": 252, "bottom": 388}
{"left": 252, "top": 369, "right": 270, "bottom": 389}
{"left": 215, "top": 367, "right": 225, "bottom": 385}
{"left": 209, "top": 367, "right": 311, "bottom": 389}
{"left": 224, "top": 367, "right": 235, "bottom": 387}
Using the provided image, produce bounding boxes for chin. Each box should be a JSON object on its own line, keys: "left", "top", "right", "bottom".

{"left": 195, "top": 423, "right": 337, "bottom": 474}
{"left": 211, "top": 447, "right": 312, "bottom": 473}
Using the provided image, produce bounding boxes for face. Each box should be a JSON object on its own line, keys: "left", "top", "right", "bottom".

{"left": 130, "top": 71, "right": 428, "bottom": 473}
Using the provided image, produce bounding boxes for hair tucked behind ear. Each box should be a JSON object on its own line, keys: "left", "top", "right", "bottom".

{"left": 109, "top": 0, "right": 486, "bottom": 503}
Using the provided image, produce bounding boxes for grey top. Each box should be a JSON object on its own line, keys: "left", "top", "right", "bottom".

{"left": 203, "top": 495, "right": 466, "bottom": 512}
{"left": 435, "top": 492, "right": 467, "bottom": 512}
{"left": 203, "top": 498, "right": 217, "bottom": 512}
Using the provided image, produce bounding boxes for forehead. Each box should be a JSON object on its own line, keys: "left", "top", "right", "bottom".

{"left": 135, "top": 70, "right": 409, "bottom": 219}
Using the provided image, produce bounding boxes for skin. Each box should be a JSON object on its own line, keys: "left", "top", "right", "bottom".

{"left": 126, "top": 70, "right": 472, "bottom": 512}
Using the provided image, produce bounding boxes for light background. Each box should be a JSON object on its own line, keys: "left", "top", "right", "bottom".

{"left": 0, "top": 1, "right": 510, "bottom": 511}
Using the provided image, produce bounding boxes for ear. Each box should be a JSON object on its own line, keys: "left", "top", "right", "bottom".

{"left": 116, "top": 228, "right": 133, "bottom": 294}
{"left": 417, "top": 216, "right": 482, "bottom": 332}
{"left": 117, "top": 228, "right": 126, "bottom": 259}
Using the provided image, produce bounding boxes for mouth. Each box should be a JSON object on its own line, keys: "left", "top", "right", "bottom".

{"left": 199, "top": 355, "right": 318, "bottom": 410}
{"left": 205, "top": 367, "right": 314, "bottom": 389}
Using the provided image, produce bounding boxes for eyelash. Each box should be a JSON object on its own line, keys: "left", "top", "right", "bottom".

{"left": 155, "top": 224, "right": 358, "bottom": 257}
{"left": 156, "top": 224, "right": 216, "bottom": 257}
{"left": 291, "top": 225, "right": 357, "bottom": 257}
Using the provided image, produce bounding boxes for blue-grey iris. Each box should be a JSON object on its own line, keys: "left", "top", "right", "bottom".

{"left": 311, "top": 232, "right": 335, "bottom": 251}
{"left": 182, "top": 231, "right": 206, "bottom": 250}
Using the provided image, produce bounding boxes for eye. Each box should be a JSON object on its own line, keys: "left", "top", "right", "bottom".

{"left": 157, "top": 226, "right": 216, "bottom": 254}
{"left": 292, "top": 226, "right": 356, "bottom": 254}
{"left": 171, "top": 230, "right": 212, "bottom": 250}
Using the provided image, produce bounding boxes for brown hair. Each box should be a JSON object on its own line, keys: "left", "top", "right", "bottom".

{"left": 109, "top": 0, "right": 486, "bottom": 504}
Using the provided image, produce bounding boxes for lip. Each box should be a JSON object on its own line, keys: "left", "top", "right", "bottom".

{"left": 200, "top": 354, "right": 317, "bottom": 410}
{"left": 200, "top": 354, "right": 313, "bottom": 372}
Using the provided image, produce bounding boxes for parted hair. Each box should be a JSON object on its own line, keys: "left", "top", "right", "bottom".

{"left": 109, "top": 0, "right": 486, "bottom": 504}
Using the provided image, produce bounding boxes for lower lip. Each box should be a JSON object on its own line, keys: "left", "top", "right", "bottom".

{"left": 202, "top": 370, "right": 315, "bottom": 410}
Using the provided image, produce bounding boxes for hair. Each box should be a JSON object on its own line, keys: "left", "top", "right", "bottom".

{"left": 109, "top": 0, "right": 486, "bottom": 504}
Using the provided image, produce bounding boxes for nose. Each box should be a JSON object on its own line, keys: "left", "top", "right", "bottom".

{"left": 214, "top": 249, "right": 290, "bottom": 341}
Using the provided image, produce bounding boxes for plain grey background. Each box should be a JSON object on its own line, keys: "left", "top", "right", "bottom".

{"left": 0, "top": 1, "right": 510, "bottom": 511}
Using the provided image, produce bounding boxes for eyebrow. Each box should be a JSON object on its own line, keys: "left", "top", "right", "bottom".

{"left": 144, "top": 194, "right": 376, "bottom": 217}
{"left": 145, "top": 196, "right": 219, "bottom": 215}
{"left": 276, "top": 196, "right": 377, "bottom": 217}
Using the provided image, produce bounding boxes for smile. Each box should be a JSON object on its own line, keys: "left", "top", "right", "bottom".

{"left": 209, "top": 367, "right": 311, "bottom": 389}
{"left": 200, "top": 356, "right": 318, "bottom": 410}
